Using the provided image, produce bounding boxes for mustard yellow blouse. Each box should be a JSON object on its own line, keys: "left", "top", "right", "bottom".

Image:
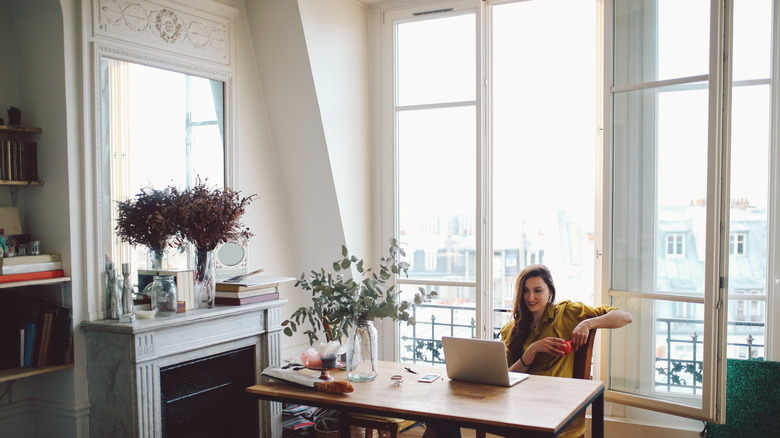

{"left": 499, "top": 300, "right": 616, "bottom": 377}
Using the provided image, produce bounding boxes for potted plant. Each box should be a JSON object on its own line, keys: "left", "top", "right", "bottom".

{"left": 282, "top": 239, "right": 437, "bottom": 381}
{"left": 176, "top": 177, "right": 256, "bottom": 308}
{"left": 115, "top": 185, "right": 180, "bottom": 269}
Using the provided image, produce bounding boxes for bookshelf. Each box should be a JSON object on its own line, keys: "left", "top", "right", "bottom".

{"left": 0, "top": 363, "right": 73, "bottom": 383}
{"left": 0, "top": 125, "right": 43, "bottom": 189}
{"left": 0, "top": 277, "right": 73, "bottom": 382}
{"left": 0, "top": 276, "right": 71, "bottom": 289}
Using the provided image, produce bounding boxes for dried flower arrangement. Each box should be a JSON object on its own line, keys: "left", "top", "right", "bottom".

{"left": 176, "top": 178, "right": 256, "bottom": 252}
{"left": 115, "top": 186, "right": 180, "bottom": 250}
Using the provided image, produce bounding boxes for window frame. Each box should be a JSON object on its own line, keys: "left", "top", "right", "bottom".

{"left": 372, "top": 0, "right": 780, "bottom": 425}
{"left": 600, "top": 0, "right": 731, "bottom": 422}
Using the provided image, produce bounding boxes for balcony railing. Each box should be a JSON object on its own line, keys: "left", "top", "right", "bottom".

{"left": 399, "top": 304, "right": 765, "bottom": 394}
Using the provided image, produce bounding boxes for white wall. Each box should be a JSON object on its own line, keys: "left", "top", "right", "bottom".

{"left": 0, "top": 0, "right": 20, "bottom": 128}
{"left": 298, "top": 0, "right": 372, "bottom": 261}
{"left": 243, "top": 0, "right": 357, "bottom": 356}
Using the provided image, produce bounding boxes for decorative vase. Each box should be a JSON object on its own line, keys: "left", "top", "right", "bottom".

{"left": 194, "top": 250, "right": 216, "bottom": 308}
{"left": 346, "top": 319, "right": 378, "bottom": 382}
{"left": 150, "top": 275, "right": 177, "bottom": 317}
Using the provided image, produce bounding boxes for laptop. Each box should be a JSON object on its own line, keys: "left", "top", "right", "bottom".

{"left": 442, "top": 336, "right": 529, "bottom": 387}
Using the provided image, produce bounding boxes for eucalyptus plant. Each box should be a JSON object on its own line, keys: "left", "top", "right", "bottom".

{"left": 282, "top": 239, "right": 437, "bottom": 345}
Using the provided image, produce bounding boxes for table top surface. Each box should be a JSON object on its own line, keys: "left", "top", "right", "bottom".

{"left": 246, "top": 361, "right": 604, "bottom": 434}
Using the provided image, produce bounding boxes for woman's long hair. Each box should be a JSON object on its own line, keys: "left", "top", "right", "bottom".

{"left": 507, "top": 264, "right": 557, "bottom": 362}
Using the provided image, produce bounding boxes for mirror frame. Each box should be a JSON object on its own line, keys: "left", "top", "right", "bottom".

{"left": 93, "top": 42, "right": 235, "bottom": 280}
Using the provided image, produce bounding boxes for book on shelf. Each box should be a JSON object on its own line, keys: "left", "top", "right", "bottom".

{"left": 214, "top": 291, "right": 279, "bottom": 306}
{"left": 215, "top": 276, "right": 292, "bottom": 293}
{"left": 0, "top": 269, "right": 65, "bottom": 283}
{"left": 22, "top": 322, "right": 35, "bottom": 367}
{"left": 44, "top": 304, "right": 72, "bottom": 366}
{"left": 12, "top": 301, "right": 72, "bottom": 368}
{"left": 1, "top": 261, "right": 62, "bottom": 275}
{"left": 0, "top": 253, "right": 61, "bottom": 266}
{"left": 18, "top": 295, "right": 46, "bottom": 367}
{"left": 0, "top": 140, "right": 38, "bottom": 182}
{"left": 37, "top": 311, "right": 53, "bottom": 367}
{"left": 215, "top": 288, "right": 279, "bottom": 299}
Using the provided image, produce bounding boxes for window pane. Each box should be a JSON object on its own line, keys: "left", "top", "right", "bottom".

{"left": 398, "top": 106, "right": 476, "bottom": 282}
{"left": 613, "top": 0, "right": 710, "bottom": 87}
{"left": 732, "top": 0, "right": 771, "bottom": 81}
{"left": 399, "top": 285, "right": 477, "bottom": 364}
{"left": 492, "top": 0, "right": 597, "bottom": 309}
{"left": 726, "top": 0, "right": 770, "bottom": 360}
{"left": 190, "top": 76, "right": 221, "bottom": 122}
{"left": 609, "top": 295, "right": 704, "bottom": 407}
{"left": 397, "top": 14, "right": 475, "bottom": 106}
{"left": 611, "top": 85, "right": 709, "bottom": 294}
{"left": 191, "top": 125, "right": 224, "bottom": 183}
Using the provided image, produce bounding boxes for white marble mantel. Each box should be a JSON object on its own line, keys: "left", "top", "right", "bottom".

{"left": 82, "top": 300, "right": 287, "bottom": 438}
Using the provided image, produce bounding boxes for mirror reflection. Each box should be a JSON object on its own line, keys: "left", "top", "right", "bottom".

{"left": 101, "top": 57, "right": 226, "bottom": 274}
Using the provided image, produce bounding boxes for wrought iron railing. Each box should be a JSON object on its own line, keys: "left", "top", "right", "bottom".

{"left": 399, "top": 304, "right": 765, "bottom": 394}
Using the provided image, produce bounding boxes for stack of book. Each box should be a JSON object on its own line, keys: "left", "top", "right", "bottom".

{"left": 0, "top": 140, "right": 38, "bottom": 182}
{"left": 215, "top": 276, "right": 291, "bottom": 305}
{"left": 0, "top": 253, "right": 64, "bottom": 283}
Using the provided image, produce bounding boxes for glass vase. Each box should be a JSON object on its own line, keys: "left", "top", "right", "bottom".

{"left": 194, "top": 250, "right": 216, "bottom": 308}
{"left": 146, "top": 248, "right": 168, "bottom": 270}
{"left": 346, "top": 319, "right": 378, "bottom": 382}
{"left": 151, "top": 275, "right": 177, "bottom": 317}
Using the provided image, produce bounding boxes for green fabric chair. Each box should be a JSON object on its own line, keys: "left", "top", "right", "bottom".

{"left": 706, "top": 358, "right": 780, "bottom": 438}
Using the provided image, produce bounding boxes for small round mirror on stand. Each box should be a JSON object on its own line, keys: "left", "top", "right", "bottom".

{"left": 215, "top": 241, "right": 248, "bottom": 280}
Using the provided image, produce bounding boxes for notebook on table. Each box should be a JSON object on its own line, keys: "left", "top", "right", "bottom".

{"left": 442, "top": 336, "right": 529, "bottom": 387}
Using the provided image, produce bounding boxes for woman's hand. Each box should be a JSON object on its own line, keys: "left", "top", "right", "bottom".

{"left": 571, "top": 320, "right": 592, "bottom": 350}
{"left": 530, "top": 337, "right": 571, "bottom": 356}
{"left": 571, "top": 309, "right": 634, "bottom": 349}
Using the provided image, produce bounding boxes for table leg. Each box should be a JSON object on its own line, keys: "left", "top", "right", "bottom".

{"left": 592, "top": 391, "right": 604, "bottom": 438}
{"left": 340, "top": 410, "right": 351, "bottom": 438}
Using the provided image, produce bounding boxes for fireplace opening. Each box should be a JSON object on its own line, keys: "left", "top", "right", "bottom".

{"left": 160, "top": 346, "right": 258, "bottom": 438}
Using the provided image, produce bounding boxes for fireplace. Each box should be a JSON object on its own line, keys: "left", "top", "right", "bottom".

{"left": 83, "top": 301, "right": 285, "bottom": 438}
{"left": 161, "top": 346, "right": 257, "bottom": 438}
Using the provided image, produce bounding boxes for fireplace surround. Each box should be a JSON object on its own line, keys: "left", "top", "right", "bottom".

{"left": 82, "top": 300, "right": 285, "bottom": 438}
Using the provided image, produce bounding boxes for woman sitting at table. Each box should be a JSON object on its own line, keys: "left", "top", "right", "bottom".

{"left": 501, "top": 264, "right": 632, "bottom": 375}
{"left": 426, "top": 264, "right": 632, "bottom": 438}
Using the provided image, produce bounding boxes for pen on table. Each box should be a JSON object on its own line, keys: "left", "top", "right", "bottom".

{"left": 404, "top": 366, "right": 417, "bottom": 374}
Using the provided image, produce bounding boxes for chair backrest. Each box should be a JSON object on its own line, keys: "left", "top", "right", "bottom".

{"left": 572, "top": 329, "right": 597, "bottom": 380}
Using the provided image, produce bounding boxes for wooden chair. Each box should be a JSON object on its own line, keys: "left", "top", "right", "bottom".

{"left": 475, "top": 329, "right": 597, "bottom": 438}
{"left": 349, "top": 414, "right": 422, "bottom": 438}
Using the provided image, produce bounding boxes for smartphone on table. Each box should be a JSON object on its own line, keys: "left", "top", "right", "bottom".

{"left": 418, "top": 374, "right": 441, "bottom": 383}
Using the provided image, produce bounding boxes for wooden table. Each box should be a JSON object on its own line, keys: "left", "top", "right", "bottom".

{"left": 246, "top": 361, "right": 604, "bottom": 438}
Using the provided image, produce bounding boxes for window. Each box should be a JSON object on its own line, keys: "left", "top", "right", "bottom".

{"left": 666, "top": 234, "right": 685, "bottom": 257}
{"left": 376, "top": 0, "right": 777, "bottom": 425}
{"left": 606, "top": 0, "right": 775, "bottom": 423}
{"left": 381, "top": 0, "right": 597, "bottom": 361}
{"left": 729, "top": 233, "right": 746, "bottom": 256}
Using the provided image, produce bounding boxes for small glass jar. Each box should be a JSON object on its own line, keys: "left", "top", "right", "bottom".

{"left": 150, "top": 275, "right": 177, "bottom": 317}
{"left": 390, "top": 375, "right": 404, "bottom": 387}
